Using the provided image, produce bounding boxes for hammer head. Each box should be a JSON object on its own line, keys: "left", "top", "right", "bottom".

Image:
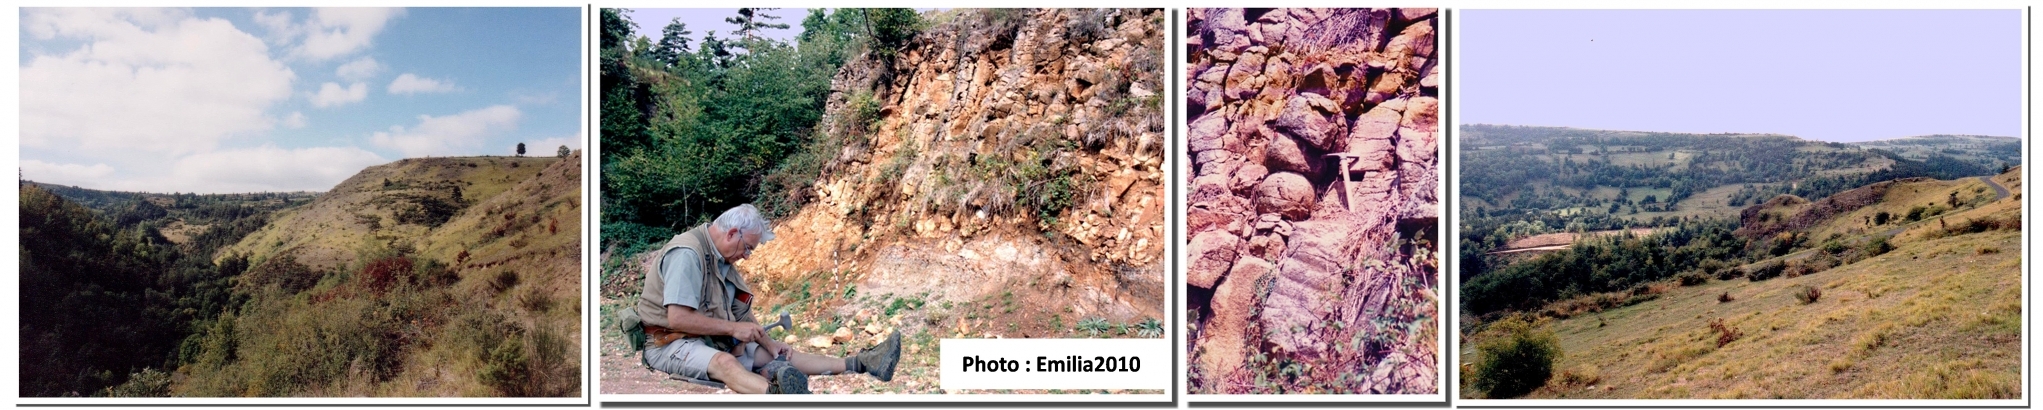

{"left": 763, "top": 312, "right": 793, "bottom": 332}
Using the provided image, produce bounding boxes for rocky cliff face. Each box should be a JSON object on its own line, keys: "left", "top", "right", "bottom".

{"left": 741, "top": 9, "right": 1168, "bottom": 331}
{"left": 1185, "top": 8, "right": 1439, "bottom": 394}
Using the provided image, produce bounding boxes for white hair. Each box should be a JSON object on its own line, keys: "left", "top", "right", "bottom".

{"left": 711, "top": 204, "right": 774, "bottom": 242}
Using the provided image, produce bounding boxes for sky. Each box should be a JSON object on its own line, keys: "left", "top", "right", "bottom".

{"left": 19, "top": 7, "right": 582, "bottom": 194}
{"left": 1460, "top": 9, "right": 2020, "bottom": 143}
{"left": 616, "top": 8, "right": 805, "bottom": 49}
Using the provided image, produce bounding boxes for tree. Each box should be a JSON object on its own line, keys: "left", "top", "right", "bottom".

{"left": 516, "top": 143, "right": 526, "bottom": 157}
{"left": 725, "top": 8, "right": 790, "bottom": 42}
{"left": 557, "top": 145, "right": 570, "bottom": 158}
{"left": 651, "top": 19, "right": 694, "bottom": 67}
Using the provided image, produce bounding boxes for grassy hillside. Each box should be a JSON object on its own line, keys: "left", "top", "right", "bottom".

{"left": 166, "top": 153, "right": 582, "bottom": 397}
{"left": 1461, "top": 167, "right": 2021, "bottom": 399}
{"left": 1853, "top": 134, "right": 2020, "bottom": 173}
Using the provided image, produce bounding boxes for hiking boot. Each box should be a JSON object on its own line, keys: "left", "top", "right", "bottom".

{"left": 762, "top": 359, "right": 809, "bottom": 394}
{"left": 854, "top": 331, "right": 902, "bottom": 382}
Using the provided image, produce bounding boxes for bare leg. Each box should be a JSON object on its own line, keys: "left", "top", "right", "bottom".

{"left": 788, "top": 351, "right": 848, "bottom": 375}
{"left": 706, "top": 352, "right": 769, "bottom": 394}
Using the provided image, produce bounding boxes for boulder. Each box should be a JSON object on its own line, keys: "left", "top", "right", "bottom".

{"left": 1271, "top": 93, "right": 1345, "bottom": 151}
{"left": 1264, "top": 132, "right": 1314, "bottom": 175}
{"left": 1187, "top": 230, "right": 1242, "bottom": 289}
{"left": 1254, "top": 172, "right": 1316, "bottom": 220}
{"left": 1189, "top": 110, "right": 1232, "bottom": 154}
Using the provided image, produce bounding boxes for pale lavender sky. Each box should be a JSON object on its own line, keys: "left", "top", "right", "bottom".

{"left": 1460, "top": 9, "right": 2021, "bottom": 142}
{"left": 615, "top": 8, "right": 804, "bottom": 49}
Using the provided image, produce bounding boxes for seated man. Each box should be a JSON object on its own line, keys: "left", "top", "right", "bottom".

{"left": 636, "top": 204, "right": 900, "bottom": 394}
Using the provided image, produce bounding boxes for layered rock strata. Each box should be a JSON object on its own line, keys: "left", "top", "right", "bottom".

{"left": 1185, "top": 8, "right": 1439, "bottom": 394}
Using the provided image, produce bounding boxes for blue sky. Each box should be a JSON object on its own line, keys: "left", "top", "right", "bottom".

{"left": 19, "top": 7, "right": 581, "bottom": 193}
{"left": 1460, "top": 9, "right": 2020, "bottom": 143}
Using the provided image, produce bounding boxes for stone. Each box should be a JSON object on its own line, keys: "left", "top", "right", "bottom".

{"left": 809, "top": 335, "right": 834, "bottom": 349}
{"left": 1194, "top": 248, "right": 1270, "bottom": 393}
{"left": 1258, "top": 218, "right": 1363, "bottom": 358}
{"left": 1188, "top": 113, "right": 1232, "bottom": 153}
{"left": 1224, "top": 50, "right": 1267, "bottom": 101}
{"left": 832, "top": 327, "right": 855, "bottom": 343}
{"left": 1271, "top": 93, "right": 1344, "bottom": 151}
{"left": 1254, "top": 172, "right": 1315, "bottom": 220}
{"left": 1229, "top": 163, "right": 1269, "bottom": 195}
{"left": 1264, "top": 133, "right": 1314, "bottom": 175}
{"left": 1187, "top": 230, "right": 1242, "bottom": 289}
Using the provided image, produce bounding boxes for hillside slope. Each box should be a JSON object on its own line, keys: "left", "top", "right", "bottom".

{"left": 174, "top": 153, "right": 582, "bottom": 397}
{"left": 1474, "top": 167, "right": 2021, "bottom": 399}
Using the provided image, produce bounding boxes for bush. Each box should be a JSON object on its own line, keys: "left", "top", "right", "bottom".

{"left": 1677, "top": 270, "right": 1709, "bottom": 286}
{"left": 1718, "top": 291, "right": 1735, "bottom": 303}
{"left": 1864, "top": 235, "right": 1894, "bottom": 257}
{"left": 1471, "top": 318, "right": 1561, "bottom": 398}
{"left": 1745, "top": 260, "right": 1786, "bottom": 281}
{"left": 1795, "top": 285, "right": 1823, "bottom": 304}
{"left": 1708, "top": 318, "right": 1743, "bottom": 347}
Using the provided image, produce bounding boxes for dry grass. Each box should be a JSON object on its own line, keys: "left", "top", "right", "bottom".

{"left": 1485, "top": 226, "right": 2019, "bottom": 399}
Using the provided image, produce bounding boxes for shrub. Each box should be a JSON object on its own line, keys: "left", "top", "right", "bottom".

{"left": 492, "top": 270, "right": 522, "bottom": 294}
{"left": 1718, "top": 291, "right": 1735, "bottom": 303}
{"left": 1746, "top": 260, "right": 1786, "bottom": 281}
{"left": 1795, "top": 285, "right": 1822, "bottom": 304}
{"left": 1471, "top": 318, "right": 1561, "bottom": 399}
{"left": 1864, "top": 235, "right": 1894, "bottom": 257}
{"left": 1708, "top": 318, "right": 1743, "bottom": 347}
{"left": 480, "top": 329, "right": 532, "bottom": 396}
{"left": 1873, "top": 211, "right": 1891, "bottom": 225}
{"left": 1677, "top": 270, "right": 1709, "bottom": 286}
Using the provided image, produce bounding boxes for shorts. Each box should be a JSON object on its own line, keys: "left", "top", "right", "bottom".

{"left": 644, "top": 337, "right": 764, "bottom": 381}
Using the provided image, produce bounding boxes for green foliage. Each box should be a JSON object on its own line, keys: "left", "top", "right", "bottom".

{"left": 18, "top": 184, "right": 258, "bottom": 396}
{"left": 1470, "top": 317, "right": 1561, "bottom": 399}
{"left": 1461, "top": 220, "right": 1744, "bottom": 315}
{"left": 1745, "top": 259, "right": 1787, "bottom": 281}
{"left": 601, "top": 8, "right": 862, "bottom": 245}
{"left": 1864, "top": 235, "right": 1894, "bottom": 257}
{"left": 1076, "top": 317, "right": 1112, "bottom": 337}
{"left": 1134, "top": 318, "right": 1164, "bottom": 338}
{"left": 103, "top": 368, "right": 172, "bottom": 397}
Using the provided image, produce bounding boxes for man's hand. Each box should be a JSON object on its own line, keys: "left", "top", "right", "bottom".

{"left": 762, "top": 338, "right": 794, "bottom": 359}
{"left": 726, "top": 321, "right": 768, "bottom": 344}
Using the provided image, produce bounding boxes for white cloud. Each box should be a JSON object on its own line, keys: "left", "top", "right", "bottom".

{"left": 162, "top": 146, "right": 388, "bottom": 193}
{"left": 528, "top": 132, "right": 584, "bottom": 157}
{"left": 335, "top": 56, "right": 383, "bottom": 80}
{"left": 21, "top": 159, "right": 117, "bottom": 186}
{"left": 388, "top": 73, "right": 459, "bottom": 95}
{"left": 283, "top": 111, "right": 308, "bottom": 129}
{"left": 370, "top": 105, "right": 523, "bottom": 157}
{"left": 286, "top": 8, "right": 404, "bottom": 61}
{"left": 310, "top": 82, "right": 368, "bottom": 108}
{"left": 20, "top": 8, "right": 296, "bottom": 156}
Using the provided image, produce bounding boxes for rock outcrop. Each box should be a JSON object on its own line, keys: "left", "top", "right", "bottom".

{"left": 1185, "top": 8, "right": 1439, "bottom": 394}
{"left": 740, "top": 9, "right": 1168, "bottom": 331}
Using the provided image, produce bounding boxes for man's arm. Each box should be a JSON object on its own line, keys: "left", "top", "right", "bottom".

{"left": 661, "top": 304, "right": 768, "bottom": 344}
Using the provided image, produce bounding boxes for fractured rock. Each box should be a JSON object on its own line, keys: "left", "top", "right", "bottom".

{"left": 1254, "top": 172, "right": 1315, "bottom": 220}
{"left": 1187, "top": 230, "right": 1242, "bottom": 289}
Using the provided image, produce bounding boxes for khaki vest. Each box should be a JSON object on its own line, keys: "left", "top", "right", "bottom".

{"left": 635, "top": 224, "right": 757, "bottom": 332}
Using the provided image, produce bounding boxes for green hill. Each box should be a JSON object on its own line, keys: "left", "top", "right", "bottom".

{"left": 1461, "top": 167, "right": 2021, "bottom": 399}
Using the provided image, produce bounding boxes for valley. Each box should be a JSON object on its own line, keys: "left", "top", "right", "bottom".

{"left": 1457, "top": 125, "right": 2022, "bottom": 399}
